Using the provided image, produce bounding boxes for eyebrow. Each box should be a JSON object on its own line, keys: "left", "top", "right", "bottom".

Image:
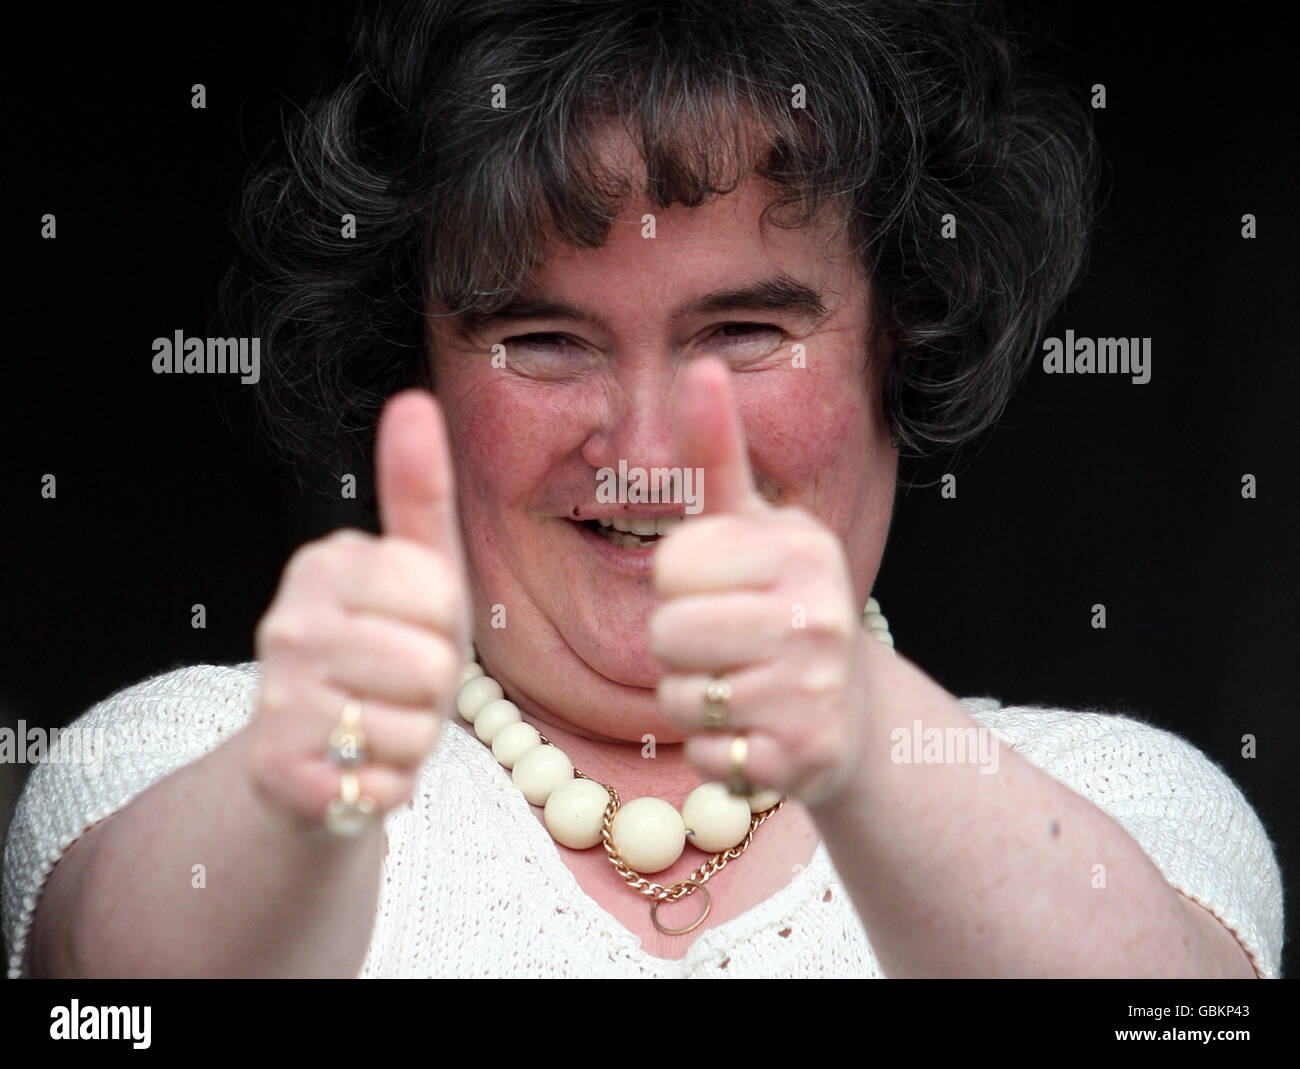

{"left": 459, "top": 274, "right": 829, "bottom": 333}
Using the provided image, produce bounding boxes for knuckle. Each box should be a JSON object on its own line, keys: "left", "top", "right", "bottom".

{"left": 412, "top": 713, "right": 443, "bottom": 756}
{"left": 808, "top": 604, "right": 856, "bottom": 642}
{"left": 254, "top": 672, "right": 294, "bottom": 718}
{"left": 646, "top": 608, "right": 673, "bottom": 654}
{"left": 255, "top": 608, "right": 309, "bottom": 655}
{"left": 410, "top": 639, "right": 457, "bottom": 707}
{"left": 374, "top": 770, "right": 419, "bottom": 812}
{"left": 421, "top": 639, "right": 461, "bottom": 701}
{"left": 427, "top": 557, "right": 469, "bottom": 623}
{"left": 325, "top": 527, "right": 371, "bottom": 546}
{"left": 797, "top": 669, "right": 840, "bottom": 701}
{"left": 397, "top": 650, "right": 440, "bottom": 707}
{"left": 786, "top": 526, "right": 839, "bottom": 566}
{"left": 802, "top": 725, "right": 844, "bottom": 775}
{"left": 294, "top": 531, "right": 368, "bottom": 582}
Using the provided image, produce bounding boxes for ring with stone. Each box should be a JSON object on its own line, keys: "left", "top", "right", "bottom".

{"left": 327, "top": 700, "right": 368, "bottom": 767}
{"left": 323, "top": 769, "right": 377, "bottom": 837}
{"left": 726, "top": 733, "right": 755, "bottom": 798}
{"left": 702, "top": 676, "right": 733, "bottom": 731}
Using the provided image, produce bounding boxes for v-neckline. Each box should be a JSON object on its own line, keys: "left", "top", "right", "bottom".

{"left": 449, "top": 718, "right": 832, "bottom": 972}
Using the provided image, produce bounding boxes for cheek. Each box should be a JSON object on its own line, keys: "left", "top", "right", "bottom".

{"left": 444, "top": 380, "right": 576, "bottom": 515}
{"left": 738, "top": 372, "right": 876, "bottom": 498}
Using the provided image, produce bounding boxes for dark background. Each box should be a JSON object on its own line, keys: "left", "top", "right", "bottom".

{"left": 4, "top": 2, "right": 1295, "bottom": 976}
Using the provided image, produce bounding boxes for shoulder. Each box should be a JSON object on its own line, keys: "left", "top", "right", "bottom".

{"left": 93, "top": 660, "right": 261, "bottom": 718}
{"left": 1, "top": 661, "right": 262, "bottom": 978}
{"left": 958, "top": 696, "right": 1255, "bottom": 803}
{"left": 958, "top": 695, "right": 1285, "bottom": 978}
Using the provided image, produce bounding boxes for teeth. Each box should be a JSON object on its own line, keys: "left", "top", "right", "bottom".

{"left": 605, "top": 515, "right": 685, "bottom": 534}
{"left": 601, "top": 528, "right": 653, "bottom": 549}
{"left": 588, "top": 519, "right": 686, "bottom": 549}
{"left": 588, "top": 515, "right": 686, "bottom": 548}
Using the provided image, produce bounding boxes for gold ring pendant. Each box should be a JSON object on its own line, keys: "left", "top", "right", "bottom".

{"left": 649, "top": 880, "right": 712, "bottom": 935}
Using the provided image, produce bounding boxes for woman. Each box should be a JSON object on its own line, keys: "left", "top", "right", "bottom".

{"left": 3, "top": 0, "right": 1283, "bottom": 977}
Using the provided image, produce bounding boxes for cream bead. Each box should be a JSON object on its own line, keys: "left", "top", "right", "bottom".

{"left": 456, "top": 675, "right": 503, "bottom": 723}
{"left": 681, "top": 783, "right": 752, "bottom": 852}
{"left": 511, "top": 744, "right": 574, "bottom": 806}
{"left": 460, "top": 661, "right": 484, "bottom": 685}
{"left": 543, "top": 778, "right": 611, "bottom": 849}
{"left": 610, "top": 797, "right": 686, "bottom": 874}
{"left": 491, "top": 721, "right": 542, "bottom": 768}
{"left": 473, "top": 698, "right": 522, "bottom": 744}
{"left": 863, "top": 596, "right": 881, "bottom": 617}
{"left": 747, "top": 789, "right": 783, "bottom": 813}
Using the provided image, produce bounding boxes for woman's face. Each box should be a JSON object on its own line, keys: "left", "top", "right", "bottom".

{"left": 427, "top": 150, "right": 897, "bottom": 743}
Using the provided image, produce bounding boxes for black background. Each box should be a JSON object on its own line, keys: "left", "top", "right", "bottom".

{"left": 4, "top": 2, "right": 1296, "bottom": 977}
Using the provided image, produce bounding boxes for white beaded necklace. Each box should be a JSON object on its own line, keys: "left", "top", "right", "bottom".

{"left": 453, "top": 597, "right": 894, "bottom": 934}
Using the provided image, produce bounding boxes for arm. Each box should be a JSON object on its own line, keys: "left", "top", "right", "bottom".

{"left": 26, "top": 722, "right": 384, "bottom": 978}
{"left": 809, "top": 631, "right": 1265, "bottom": 978}
{"left": 650, "top": 358, "right": 1278, "bottom": 977}
{"left": 19, "top": 390, "right": 470, "bottom": 978}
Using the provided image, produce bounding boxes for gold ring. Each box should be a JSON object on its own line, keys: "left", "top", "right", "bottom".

{"left": 323, "top": 769, "right": 377, "bottom": 836}
{"left": 702, "top": 676, "right": 732, "bottom": 731}
{"left": 328, "top": 700, "right": 368, "bottom": 767}
{"left": 649, "top": 881, "right": 712, "bottom": 935}
{"left": 726, "top": 733, "right": 754, "bottom": 797}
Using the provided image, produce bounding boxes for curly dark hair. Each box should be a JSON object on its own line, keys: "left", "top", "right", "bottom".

{"left": 221, "top": 0, "right": 1099, "bottom": 496}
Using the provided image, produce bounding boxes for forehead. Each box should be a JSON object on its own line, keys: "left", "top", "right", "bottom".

{"left": 519, "top": 124, "right": 864, "bottom": 312}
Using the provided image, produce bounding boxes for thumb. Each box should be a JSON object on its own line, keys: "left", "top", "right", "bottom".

{"left": 674, "top": 358, "right": 765, "bottom": 517}
{"left": 376, "top": 390, "right": 466, "bottom": 572}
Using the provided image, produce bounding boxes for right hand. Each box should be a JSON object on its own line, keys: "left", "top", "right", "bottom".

{"left": 249, "top": 390, "right": 471, "bottom": 826}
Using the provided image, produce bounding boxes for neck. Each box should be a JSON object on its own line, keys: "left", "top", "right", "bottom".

{"left": 476, "top": 649, "right": 705, "bottom": 806}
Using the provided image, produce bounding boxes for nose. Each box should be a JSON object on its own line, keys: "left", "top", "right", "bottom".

{"left": 579, "top": 360, "right": 683, "bottom": 477}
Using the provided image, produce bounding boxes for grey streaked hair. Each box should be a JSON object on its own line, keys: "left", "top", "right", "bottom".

{"left": 221, "top": 0, "right": 1100, "bottom": 493}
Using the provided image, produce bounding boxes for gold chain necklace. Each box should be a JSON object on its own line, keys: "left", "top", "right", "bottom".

{"left": 455, "top": 596, "right": 893, "bottom": 935}
{"left": 545, "top": 727, "right": 786, "bottom": 934}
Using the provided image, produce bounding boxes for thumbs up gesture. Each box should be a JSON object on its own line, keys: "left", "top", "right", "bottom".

{"left": 649, "top": 359, "right": 873, "bottom": 805}
{"left": 249, "top": 390, "right": 471, "bottom": 826}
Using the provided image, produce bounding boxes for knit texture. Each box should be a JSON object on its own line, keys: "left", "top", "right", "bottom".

{"left": 2, "top": 661, "right": 1284, "bottom": 978}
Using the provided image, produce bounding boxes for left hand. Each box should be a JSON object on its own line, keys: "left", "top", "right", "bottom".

{"left": 649, "top": 358, "right": 878, "bottom": 805}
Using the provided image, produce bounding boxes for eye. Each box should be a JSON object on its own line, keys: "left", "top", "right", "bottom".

{"left": 505, "top": 333, "right": 578, "bottom": 353}
{"left": 712, "top": 323, "right": 782, "bottom": 343}
{"left": 499, "top": 333, "right": 597, "bottom": 381}
{"left": 704, "top": 323, "right": 786, "bottom": 365}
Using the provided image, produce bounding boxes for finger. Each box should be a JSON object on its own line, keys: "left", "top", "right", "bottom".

{"left": 683, "top": 731, "right": 789, "bottom": 798}
{"left": 376, "top": 390, "right": 466, "bottom": 574}
{"left": 296, "top": 760, "right": 421, "bottom": 823}
{"left": 653, "top": 515, "right": 785, "bottom": 595}
{"left": 260, "top": 674, "right": 445, "bottom": 769}
{"left": 673, "top": 357, "right": 765, "bottom": 518}
{"left": 656, "top": 668, "right": 762, "bottom": 734}
{"left": 320, "top": 615, "right": 463, "bottom": 707}
{"left": 336, "top": 537, "right": 467, "bottom": 634}
{"left": 648, "top": 593, "right": 789, "bottom": 670}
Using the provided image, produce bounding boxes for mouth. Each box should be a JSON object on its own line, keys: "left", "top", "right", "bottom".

{"left": 575, "top": 515, "right": 685, "bottom": 550}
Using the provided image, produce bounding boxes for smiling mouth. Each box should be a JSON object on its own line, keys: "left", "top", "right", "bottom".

{"left": 577, "top": 515, "right": 684, "bottom": 549}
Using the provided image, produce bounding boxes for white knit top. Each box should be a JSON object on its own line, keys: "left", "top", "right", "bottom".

{"left": 2, "top": 661, "right": 1285, "bottom": 978}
